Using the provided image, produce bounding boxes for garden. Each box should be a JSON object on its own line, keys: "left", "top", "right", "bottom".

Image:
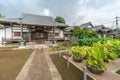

{"left": 49, "top": 27, "right": 120, "bottom": 80}
{"left": 0, "top": 46, "right": 33, "bottom": 80}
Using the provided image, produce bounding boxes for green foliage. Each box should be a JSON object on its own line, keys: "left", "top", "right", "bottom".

{"left": 0, "top": 14, "right": 5, "bottom": 28}
{"left": 70, "top": 39, "right": 120, "bottom": 71}
{"left": 87, "top": 44, "right": 106, "bottom": 71}
{"left": 52, "top": 45, "right": 66, "bottom": 51}
{"left": 0, "top": 24, "right": 3, "bottom": 28}
{"left": 69, "top": 46, "right": 90, "bottom": 59}
{"left": 73, "top": 26, "right": 98, "bottom": 38}
{"left": 54, "top": 16, "right": 66, "bottom": 24}
{"left": 72, "top": 26, "right": 81, "bottom": 37}
{"left": 113, "top": 35, "right": 120, "bottom": 40}
{"left": 0, "top": 14, "right": 5, "bottom": 18}
{"left": 77, "top": 37, "right": 111, "bottom": 46}
{"left": 116, "top": 69, "right": 120, "bottom": 74}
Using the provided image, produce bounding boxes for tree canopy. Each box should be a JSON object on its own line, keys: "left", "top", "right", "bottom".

{"left": 0, "top": 14, "right": 5, "bottom": 28}
{"left": 54, "top": 16, "right": 66, "bottom": 24}
{"left": 0, "top": 14, "right": 5, "bottom": 18}
{"left": 73, "top": 26, "right": 98, "bottom": 38}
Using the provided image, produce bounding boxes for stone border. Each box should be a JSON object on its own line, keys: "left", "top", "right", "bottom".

{"left": 43, "top": 48, "right": 63, "bottom": 80}
{"left": 15, "top": 49, "right": 36, "bottom": 80}
{"left": 63, "top": 56, "right": 97, "bottom": 80}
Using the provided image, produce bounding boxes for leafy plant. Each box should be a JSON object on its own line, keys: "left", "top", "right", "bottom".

{"left": 69, "top": 46, "right": 86, "bottom": 59}
{"left": 86, "top": 46, "right": 106, "bottom": 71}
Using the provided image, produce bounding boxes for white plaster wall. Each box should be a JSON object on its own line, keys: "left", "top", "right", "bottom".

{"left": 0, "top": 27, "right": 29, "bottom": 43}
{"left": 0, "top": 27, "right": 12, "bottom": 43}
{"left": 60, "top": 30, "right": 64, "bottom": 38}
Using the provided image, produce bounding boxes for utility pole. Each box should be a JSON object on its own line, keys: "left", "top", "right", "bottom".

{"left": 115, "top": 16, "right": 120, "bottom": 29}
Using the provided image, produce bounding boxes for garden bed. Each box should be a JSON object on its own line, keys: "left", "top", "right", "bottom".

{"left": 0, "top": 49, "right": 33, "bottom": 80}
{"left": 50, "top": 54, "right": 93, "bottom": 80}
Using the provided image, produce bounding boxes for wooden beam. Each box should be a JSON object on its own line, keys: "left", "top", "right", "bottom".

{"left": 21, "top": 24, "right": 23, "bottom": 39}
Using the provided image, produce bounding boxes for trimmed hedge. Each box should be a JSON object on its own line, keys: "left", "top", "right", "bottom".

{"left": 77, "top": 37, "right": 111, "bottom": 46}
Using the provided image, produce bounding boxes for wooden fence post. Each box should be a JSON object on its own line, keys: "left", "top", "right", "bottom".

{"left": 67, "top": 55, "right": 69, "bottom": 68}
{"left": 1, "top": 37, "right": 3, "bottom": 45}
{"left": 83, "top": 66, "right": 87, "bottom": 80}
{"left": 59, "top": 52, "right": 61, "bottom": 59}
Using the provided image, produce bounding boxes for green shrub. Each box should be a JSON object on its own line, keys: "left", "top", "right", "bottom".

{"left": 69, "top": 46, "right": 89, "bottom": 59}
{"left": 77, "top": 37, "right": 111, "bottom": 46}
{"left": 116, "top": 69, "right": 120, "bottom": 74}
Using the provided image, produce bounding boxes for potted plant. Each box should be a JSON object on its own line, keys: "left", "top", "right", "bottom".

{"left": 86, "top": 46, "right": 106, "bottom": 74}
{"left": 69, "top": 46, "right": 84, "bottom": 63}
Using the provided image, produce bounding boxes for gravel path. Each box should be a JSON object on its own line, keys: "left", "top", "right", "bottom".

{"left": 24, "top": 49, "right": 52, "bottom": 80}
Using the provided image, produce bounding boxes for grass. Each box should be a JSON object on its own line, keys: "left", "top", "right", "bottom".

{"left": 50, "top": 54, "right": 93, "bottom": 80}
{"left": 0, "top": 48, "right": 33, "bottom": 80}
{"left": 0, "top": 46, "right": 17, "bottom": 51}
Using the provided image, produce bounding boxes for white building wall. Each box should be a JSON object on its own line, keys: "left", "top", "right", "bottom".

{"left": 0, "top": 27, "right": 12, "bottom": 43}
{"left": 0, "top": 27, "right": 29, "bottom": 43}
{"left": 60, "top": 30, "right": 64, "bottom": 38}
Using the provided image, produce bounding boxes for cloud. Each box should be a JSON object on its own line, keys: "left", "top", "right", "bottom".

{"left": 41, "top": 8, "right": 50, "bottom": 16}
{"left": 75, "top": 0, "right": 120, "bottom": 27}
{"left": 78, "top": 0, "right": 90, "bottom": 4}
{"left": 0, "top": 0, "right": 120, "bottom": 27}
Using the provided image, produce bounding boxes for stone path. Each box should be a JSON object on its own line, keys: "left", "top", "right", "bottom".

{"left": 24, "top": 49, "right": 52, "bottom": 80}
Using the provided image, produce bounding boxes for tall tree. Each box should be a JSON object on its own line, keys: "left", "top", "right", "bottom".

{"left": 0, "top": 14, "right": 5, "bottom": 28}
{"left": 54, "top": 16, "right": 66, "bottom": 24}
{"left": 73, "top": 26, "right": 98, "bottom": 38}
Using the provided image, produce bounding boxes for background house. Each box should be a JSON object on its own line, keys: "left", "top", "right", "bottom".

{"left": 79, "top": 22, "right": 112, "bottom": 38}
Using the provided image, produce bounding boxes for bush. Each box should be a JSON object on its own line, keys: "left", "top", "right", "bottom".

{"left": 77, "top": 37, "right": 111, "bottom": 46}
{"left": 116, "top": 69, "right": 120, "bottom": 74}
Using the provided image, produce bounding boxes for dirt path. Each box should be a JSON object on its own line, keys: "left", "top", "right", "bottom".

{"left": 24, "top": 49, "right": 52, "bottom": 80}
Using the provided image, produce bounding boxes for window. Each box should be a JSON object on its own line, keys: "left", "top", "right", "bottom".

{"left": 14, "top": 32, "right": 21, "bottom": 37}
{"left": 49, "top": 33, "right": 54, "bottom": 37}
{"left": 36, "top": 32, "right": 44, "bottom": 38}
{"left": 23, "top": 32, "right": 29, "bottom": 37}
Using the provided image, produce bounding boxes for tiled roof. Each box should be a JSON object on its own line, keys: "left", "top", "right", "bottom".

{"left": 0, "top": 13, "right": 67, "bottom": 27}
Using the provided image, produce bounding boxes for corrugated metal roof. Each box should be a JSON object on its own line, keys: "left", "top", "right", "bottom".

{"left": 0, "top": 13, "right": 67, "bottom": 27}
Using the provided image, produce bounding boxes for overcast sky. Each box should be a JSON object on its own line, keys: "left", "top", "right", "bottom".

{"left": 0, "top": 0, "right": 120, "bottom": 27}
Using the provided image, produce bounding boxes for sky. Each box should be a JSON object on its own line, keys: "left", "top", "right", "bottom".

{"left": 0, "top": 0, "right": 120, "bottom": 28}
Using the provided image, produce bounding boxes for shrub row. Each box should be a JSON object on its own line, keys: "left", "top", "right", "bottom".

{"left": 77, "top": 37, "right": 111, "bottom": 46}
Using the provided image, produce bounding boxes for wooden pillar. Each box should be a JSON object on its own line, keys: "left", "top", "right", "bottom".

{"left": 28, "top": 26, "right": 31, "bottom": 42}
{"left": 4, "top": 26, "right": 6, "bottom": 39}
{"left": 10, "top": 23, "right": 13, "bottom": 39}
{"left": 53, "top": 26, "right": 55, "bottom": 41}
{"left": 21, "top": 24, "right": 23, "bottom": 39}
{"left": 47, "top": 27, "right": 50, "bottom": 41}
